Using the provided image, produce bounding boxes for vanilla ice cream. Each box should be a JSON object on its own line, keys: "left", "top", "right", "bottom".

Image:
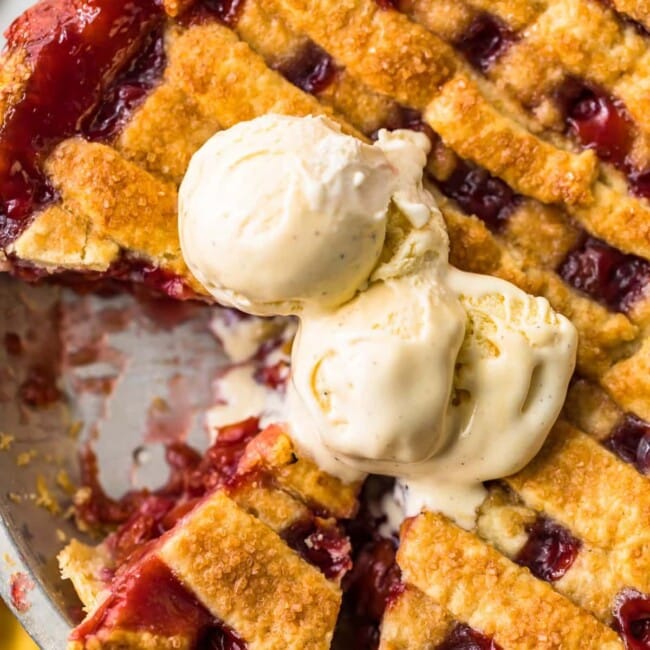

{"left": 180, "top": 114, "right": 578, "bottom": 528}
{"left": 179, "top": 115, "right": 395, "bottom": 315}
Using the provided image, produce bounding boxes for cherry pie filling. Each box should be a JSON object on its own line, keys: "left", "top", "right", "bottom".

{"left": 613, "top": 589, "right": 650, "bottom": 650}
{"left": 453, "top": 12, "right": 516, "bottom": 73}
{"left": 178, "top": 0, "right": 246, "bottom": 27}
{"left": 437, "top": 623, "right": 503, "bottom": 650}
{"left": 605, "top": 413, "right": 650, "bottom": 475}
{"left": 559, "top": 236, "right": 650, "bottom": 314}
{"left": 275, "top": 41, "right": 339, "bottom": 95}
{"left": 434, "top": 160, "right": 520, "bottom": 231}
{"left": 515, "top": 516, "right": 582, "bottom": 583}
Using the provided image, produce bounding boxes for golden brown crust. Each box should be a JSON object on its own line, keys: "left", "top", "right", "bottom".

{"left": 603, "top": 338, "right": 650, "bottom": 422}
{"left": 11, "top": 204, "right": 118, "bottom": 272}
{"left": 572, "top": 183, "right": 650, "bottom": 262}
{"left": 117, "top": 82, "right": 219, "bottom": 186}
{"left": 476, "top": 485, "right": 622, "bottom": 624}
{"left": 399, "top": 0, "right": 473, "bottom": 42}
{"left": 425, "top": 75, "right": 597, "bottom": 206}
{"left": 58, "top": 540, "right": 112, "bottom": 613}
{"left": 167, "top": 23, "right": 344, "bottom": 131}
{"left": 609, "top": 0, "right": 650, "bottom": 32}
{"left": 270, "top": 0, "right": 457, "bottom": 108}
{"left": 239, "top": 425, "right": 360, "bottom": 518}
{"left": 69, "top": 630, "right": 192, "bottom": 650}
{"left": 0, "top": 47, "right": 31, "bottom": 124}
{"left": 398, "top": 512, "right": 623, "bottom": 650}
{"left": 379, "top": 585, "right": 452, "bottom": 650}
{"left": 464, "top": 0, "right": 542, "bottom": 29}
{"left": 507, "top": 420, "right": 650, "bottom": 552}
{"left": 229, "top": 480, "right": 310, "bottom": 532}
{"left": 160, "top": 491, "right": 341, "bottom": 650}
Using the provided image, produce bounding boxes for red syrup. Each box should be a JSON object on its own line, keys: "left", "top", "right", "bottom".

{"left": 371, "top": 106, "right": 436, "bottom": 145}
{"left": 374, "top": 0, "right": 399, "bottom": 9}
{"left": 437, "top": 623, "right": 502, "bottom": 650}
{"left": 557, "top": 78, "right": 650, "bottom": 199}
{"left": 0, "top": 0, "right": 166, "bottom": 248}
{"left": 515, "top": 517, "right": 581, "bottom": 583}
{"left": 71, "top": 553, "right": 247, "bottom": 649}
{"left": 275, "top": 41, "right": 339, "bottom": 95}
{"left": 436, "top": 160, "right": 519, "bottom": 231}
{"left": 75, "top": 417, "right": 260, "bottom": 555}
{"left": 455, "top": 13, "right": 516, "bottom": 73}
{"left": 18, "top": 366, "right": 62, "bottom": 407}
{"left": 613, "top": 589, "right": 650, "bottom": 650}
{"left": 8, "top": 256, "right": 199, "bottom": 301}
{"left": 558, "top": 236, "right": 650, "bottom": 313}
{"left": 4, "top": 332, "right": 23, "bottom": 356}
{"left": 338, "top": 477, "right": 403, "bottom": 650}
{"left": 177, "top": 0, "right": 245, "bottom": 27}
{"left": 282, "top": 518, "right": 352, "bottom": 581}
{"left": 605, "top": 413, "right": 650, "bottom": 475}
{"left": 253, "top": 360, "right": 290, "bottom": 391}
{"left": 84, "top": 27, "right": 167, "bottom": 142}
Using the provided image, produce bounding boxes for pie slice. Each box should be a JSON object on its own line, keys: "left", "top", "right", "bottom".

{"left": 61, "top": 420, "right": 358, "bottom": 649}
{"left": 3, "top": 0, "right": 650, "bottom": 648}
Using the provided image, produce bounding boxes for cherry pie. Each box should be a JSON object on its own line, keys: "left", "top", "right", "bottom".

{"left": 4, "top": 0, "right": 650, "bottom": 648}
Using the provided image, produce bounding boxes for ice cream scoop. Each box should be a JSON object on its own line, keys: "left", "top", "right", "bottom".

{"left": 179, "top": 114, "right": 395, "bottom": 315}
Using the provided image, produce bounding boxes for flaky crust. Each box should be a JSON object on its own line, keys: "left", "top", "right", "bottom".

{"left": 159, "top": 491, "right": 340, "bottom": 650}
{"left": 398, "top": 512, "right": 623, "bottom": 650}
{"left": 379, "top": 585, "right": 451, "bottom": 650}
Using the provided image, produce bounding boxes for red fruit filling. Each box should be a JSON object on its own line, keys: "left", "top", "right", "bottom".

{"left": 178, "top": 0, "right": 245, "bottom": 27}
{"left": 605, "top": 413, "right": 650, "bottom": 475}
{"left": 558, "top": 236, "right": 650, "bottom": 313}
{"left": 76, "top": 417, "right": 352, "bottom": 580}
{"left": 559, "top": 79, "right": 633, "bottom": 169}
{"left": 435, "top": 161, "right": 519, "bottom": 231}
{"left": 0, "top": 0, "right": 165, "bottom": 248}
{"left": 557, "top": 78, "right": 650, "bottom": 199}
{"left": 343, "top": 538, "right": 403, "bottom": 650}
{"left": 4, "top": 332, "right": 23, "bottom": 356}
{"left": 455, "top": 13, "right": 516, "bottom": 73}
{"left": 275, "top": 41, "right": 339, "bottom": 95}
{"left": 375, "top": 0, "right": 399, "bottom": 9}
{"left": 9, "top": 256, "right": 199, "bottom": 301}
{"left": 515, "top": 517, "right": 581, "bottom": 583}
{"left": 338, "top": 477, "right": 403, "bottom": 650}
{"left": 75, "top": 417, "right": 260, "bottom": 542}
{"left": 18, "top": 366, "right": 62, "bottom": 407}
{"left": 253, "top": 360, "right": 290, "bottom": 391}
{"left": 371, "top": 106, "right": 436, "bottom": 145}
{"left": 71, "top": 553, "right": 247, "bottom": 649}
{"left": 613, "top": 589, "right": 650, "bottom": 650}
{"left": 282, "top": 518, "right": 353, "bottom": 581}
{"left": 84, "top": 27, "right": 167, "bottom": 142}
{"left": 437, "top": 623, "right": 502, "bottom": 650}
